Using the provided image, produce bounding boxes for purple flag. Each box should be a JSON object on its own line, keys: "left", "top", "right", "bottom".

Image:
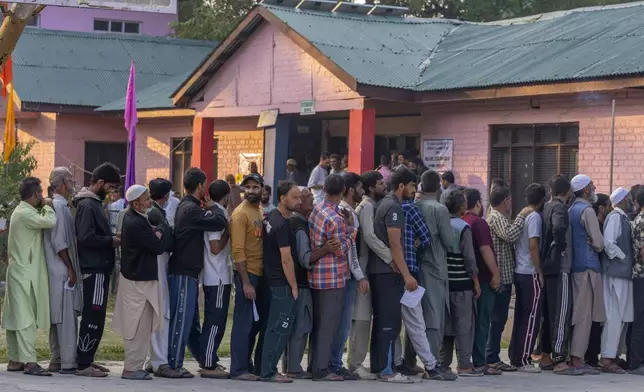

{"left": 124, "top": 60, "right": 137, "bottom": 193}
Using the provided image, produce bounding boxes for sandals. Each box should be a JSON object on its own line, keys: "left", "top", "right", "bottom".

{"left": 231, "top": 371, "right": 259, "bottom": 381}
{"left": 261, "top": 373, "right": 293, "bottom": 383}
{"left": 122, "top": 369, "right": 153, "bottom": 380}
{"left": 75, "top": 366, "right": 108, "bottom": 377}
{"left": 553, "top": 366, "right": 584, "bottom": 376}
{"left": 154, "top": 364, "right": 185, "bottom": 379}
{"left": 480, "top": 365, "right": 503, "bottom": 375}
{"left": 458, "top": 369, "right": 484, "bottom": 377}
{"left": 7, "top": 361, "right": 25, "bottom": 372}
{"left": 600, "top": 362, "right": 627, "bottom": 374}
{"left": 489, "top": 361, "right": 517, "bottom": 372}
{"left": 91, "top": 363, "right": 110, "bottom": 373}
{"left": 24, "top": 364, "right": 52, "bottom": 377}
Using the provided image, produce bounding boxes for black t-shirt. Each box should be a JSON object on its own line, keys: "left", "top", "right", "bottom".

{"left": 369, "top": 192, "right": 405, "bottom": 274}
{"left": 263, "top": 208, "right": 291, "bottom": 287}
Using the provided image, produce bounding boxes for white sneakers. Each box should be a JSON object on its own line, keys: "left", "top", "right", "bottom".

{"left": 353, "top": 365, "right": 377, "bottom": 380}
{"left": 517, "top": 364, "right": 542, "bottom": 373}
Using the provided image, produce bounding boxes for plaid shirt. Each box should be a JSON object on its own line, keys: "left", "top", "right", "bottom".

{"left": 402, "top": 201, "right": 431, "bottom": 273}
{"left": 308, "top": 198, "right": 356, "bottom": 289}
{"left": 486, "top": 207, "right": 526, "bottom": 285}
{"left": 633, "top": 211, "right": 644, "bottom": 278}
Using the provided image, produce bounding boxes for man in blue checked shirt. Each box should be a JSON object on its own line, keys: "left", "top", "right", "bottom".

{"left": 400, "top": 200, "right": 457, "bottom": 381}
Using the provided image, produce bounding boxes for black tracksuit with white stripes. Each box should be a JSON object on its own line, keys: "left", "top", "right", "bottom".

{"left": 200, "top": 284, "right": 231, "bottom": 369}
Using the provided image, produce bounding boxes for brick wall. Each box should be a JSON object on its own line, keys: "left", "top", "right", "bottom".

{"left": 136, "top": 117, "right": 192, "bottom": 185}
{"left": 215, "top": 129, "right": 264, "bottom": 179}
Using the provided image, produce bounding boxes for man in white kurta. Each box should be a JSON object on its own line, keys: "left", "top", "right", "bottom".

{"left": 3, "top": 177, "right": 56, "bottom": 376}
{"left": 600, "top": 187, "right": 634, "bottom": 374}
{"left": 44, "top": 168, "right": 83, "bottom": 374}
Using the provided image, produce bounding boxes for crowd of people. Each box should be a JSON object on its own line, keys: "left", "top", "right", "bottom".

{"left": 3, "top": 150, "right": 644, "bottom": 384}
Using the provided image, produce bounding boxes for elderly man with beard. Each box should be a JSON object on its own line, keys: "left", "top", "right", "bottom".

{"left": 74, "top": 162, "right": 121, "bottom": 377}
{"left": 44, "top": 168, "right": 82, "bottom": 375}
{"left": 112, "top": 185, "right": 173, "bottom": 380}
{"left": 567, "top": 175, "right": 605, "bottom": 374}
{"left": 230, "top": 173, "right": 268, "bottom": 380}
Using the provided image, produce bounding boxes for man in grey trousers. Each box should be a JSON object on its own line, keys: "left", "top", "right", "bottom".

{"left": 414, "top": 170, "right": 454, "bottom": 361}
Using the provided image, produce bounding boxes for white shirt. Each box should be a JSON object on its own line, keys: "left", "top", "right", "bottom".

{"left": 107, "top": 199, "right": 125, "bottom": 234}
{"left": 604, "top": 207, "right": 627, "bottom": 260}
{"left": 203, "top": 203, "right": 231, "bottom": 286}
{"left": 307, "top": 165, "right": 327, "bottom": 204}
{"left": 514, "top": 211, "right": 542, "bottom": 274}
{"left": 164, "top": 192, "right": 181, "bottom": 227}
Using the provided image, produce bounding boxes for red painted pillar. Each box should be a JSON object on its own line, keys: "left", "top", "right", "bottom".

{"left": 348, "top": 108, "right": 376, "bottom": 174}
{"left": 191, "top": 117, "right": 215, "bottom": 181}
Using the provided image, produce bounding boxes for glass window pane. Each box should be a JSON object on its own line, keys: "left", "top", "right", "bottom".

{"left": 110, "top": 21, "right": 123, "bottom": 32}
{"left": 124, "top": 22, "right": 140, "bottom": 34}
{"left": 93, "top": 20, "right": 109, "bottom": 31}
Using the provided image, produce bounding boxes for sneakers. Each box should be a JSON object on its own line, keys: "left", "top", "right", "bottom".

{"left": 336, "top": 367, "right": 360, "bottom": 381}
{"left": 423, "top": 367, "right": 458, "bottom": 381}
{"left": 353, "top": 365, "right": 377, "bottom": 380}
{"left": 201, "top": 365, "right": 229, "bottom": 379}
{"left": 517, "top": 364, "right": 542, "bottom": 373}
{"left": 378, "top": 372, "right": 414, "bottom": 384}
{"left": 396, "top": 364, "right": 423, "bottom": 376}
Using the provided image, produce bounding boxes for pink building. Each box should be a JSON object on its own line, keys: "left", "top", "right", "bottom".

{"left": 167, "top": 2, "right": 644, "bottom": 209}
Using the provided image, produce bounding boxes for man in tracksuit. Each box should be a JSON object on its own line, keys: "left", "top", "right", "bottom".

{"left": 167, "top": 168, "right": 227, "bottom": 378}
{"left": 539, "top": 174, "right": 579, "bottom": 375}
{"left": 74, "top": 163, "right": 121, "bottom": 377}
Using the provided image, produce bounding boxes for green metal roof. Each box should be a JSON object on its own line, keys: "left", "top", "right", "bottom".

{"left": 263, "top": 2, "right": 644, "bottom": 92}
{"left": 13, "top": 28, "right": 217, "bottom": 108}
{"left": 96, "top": 72, "right": 190, "bottom": 111}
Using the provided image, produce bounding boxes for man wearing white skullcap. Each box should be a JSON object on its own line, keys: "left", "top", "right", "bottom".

{"left": 567, "top": 175, "right": 605, "bottom": 374}
{"left": 599, "top": 187, "right": 634, "bottom": 374}
{"left": 112, "top": 185, "right": 175, "bottom": 380}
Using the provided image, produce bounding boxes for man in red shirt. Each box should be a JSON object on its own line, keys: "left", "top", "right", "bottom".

{"left": 462, "top": 188, "right": 502, "bottom": 375}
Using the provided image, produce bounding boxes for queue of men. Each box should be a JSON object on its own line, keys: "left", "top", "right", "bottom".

{"left": 5, "top": 155, "right": 644, "bottom": 383}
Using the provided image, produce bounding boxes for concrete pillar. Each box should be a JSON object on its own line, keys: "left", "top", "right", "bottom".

{"left": 191, "top": 117, "right": 215, "bottom": 181}
{"left": 263, "top": 116, "right": 290, "bottom": 200}
{"left": 348, "top": 108, "right": 376, "bottom": 174}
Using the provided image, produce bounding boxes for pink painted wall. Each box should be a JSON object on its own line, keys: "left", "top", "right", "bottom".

{"left": 136, "top": 117, "right": 192, "bottom": 185}
{"left": 37, "top": 6, "right": 176, "bottom": 36}
{"left": 196, "top": 23, "right": 362, "bottom": 118}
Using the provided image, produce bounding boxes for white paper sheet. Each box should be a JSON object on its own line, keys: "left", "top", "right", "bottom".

{"left": 400, "top": 286, "right": 426, "bottom": 308}
{"left": 253, "top": 300, "right": 259, "bottom": 321}
{"left": 0, "top": 218, "right": 6, "bottom": 231}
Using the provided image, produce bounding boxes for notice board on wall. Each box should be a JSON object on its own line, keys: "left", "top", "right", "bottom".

{"left": 422, "top": 139, "right": 453, "bottom": 172}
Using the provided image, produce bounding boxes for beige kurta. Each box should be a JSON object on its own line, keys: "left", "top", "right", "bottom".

{"left": 3, "top": 202, "right": 56, "bottom": 331}
{"left": 112, "top": 276, "right": 162, "bottom": 340}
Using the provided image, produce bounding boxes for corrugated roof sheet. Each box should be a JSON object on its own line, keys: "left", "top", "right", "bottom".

{"left": 263, "top": 3, "right": 644, "bottom": 92}
{"left": 13, "top": 28, "right": 217, "bottom": 107}
{"left": 96, "top": 72, "right": 190, "bottom": 111}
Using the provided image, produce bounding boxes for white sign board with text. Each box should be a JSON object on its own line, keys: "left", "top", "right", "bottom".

{"left": 422, "top": 139, "right": 453, "bottom": 172}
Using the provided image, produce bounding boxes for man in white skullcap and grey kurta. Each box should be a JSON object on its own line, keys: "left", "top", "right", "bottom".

{"left": 600, "top": 186, "right": 634, "bottom": 374}
{"left": 112, "top": 185, "right": 173, "bottom": 380}
{"left": 44, "top": 167, "right": 83, "bottom": 374}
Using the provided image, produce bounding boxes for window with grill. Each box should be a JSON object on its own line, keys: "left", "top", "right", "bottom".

{"left": 489, "top": 123, "right": 579, "bottom": 214}
{"left": 93, "top": 19, "right": 141, "bottom": 34}
{"left": 170, "top": 137, "right": 219, "bottom": 195}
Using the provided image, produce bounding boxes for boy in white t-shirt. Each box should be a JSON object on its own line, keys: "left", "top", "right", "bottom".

{"left": 508, "top": 183, "right": 546, "bottom": 373}
{"left": 200, "top": 180, "right": 232, "bottom": 379}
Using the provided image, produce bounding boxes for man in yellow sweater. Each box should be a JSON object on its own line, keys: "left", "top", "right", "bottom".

{"left": 230, "top": 173, "right": 267, "bottom": 381}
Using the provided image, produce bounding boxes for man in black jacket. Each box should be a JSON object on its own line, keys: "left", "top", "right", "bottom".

{"left": 74, "top": 162, "right": 121, "bottom": 378}
{"left": 539, "top": 174, "right": 577, "bottom": 375}
{"left": 167, "top": 168, "right": 227, "bottom": 377}
{"left": 113, "top": 185, "right": 178, "bottom": 380}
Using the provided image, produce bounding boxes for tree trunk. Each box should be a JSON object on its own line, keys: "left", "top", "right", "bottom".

{"left": 0, "top": 4, "right": 40, "bottom": 69}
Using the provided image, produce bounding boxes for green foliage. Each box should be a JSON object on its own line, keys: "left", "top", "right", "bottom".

{"left": 171, "top": 0, "right": 255, "bottom": 42}
{"left": 0, "top": 141, "right": 38, "bottom": 273}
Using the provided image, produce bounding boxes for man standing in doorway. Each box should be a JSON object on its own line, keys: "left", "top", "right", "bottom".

{"left": 44, "top": 168, "right": 82, "bottom": 375}
{"left": 308, "top": 174, "right": 355, "bottom": 381}
{"left": 261, "top": 185, "right": 275, "bottom": 216}
{"left": 439, "top": 171, "right": 457, "bottom": 205}
{"left": 74, "top": 163, "right": 121, "bottom": 377}
{"left": 600, "top": 187, "right": 634, "bottom": 374}
{"left": 308, "top": 152, "right": 330, "bottom": 205}
{"left": 330, "top": 154, "right": 345, "bottom": 175}
{"left": 568, "top": 175, "right": 604, "bottom": 374}
{"left": 485, "top": 180, "right": 532, "bottom": 373}
{"left": 229, "top": 173, "right": 267, "bottom": 380}
{"left": 4, "top": 177, "right": 57, "bottom": 376}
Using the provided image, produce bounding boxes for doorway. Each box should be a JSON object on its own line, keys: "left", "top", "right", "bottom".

{"left": 84, "top": 142, "right": 127, "bottom": 186}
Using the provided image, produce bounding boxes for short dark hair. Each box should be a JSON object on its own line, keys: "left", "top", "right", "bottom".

{"left": 441, "top": 171, "right": 455, "bottom": 184}
{"left": 420, "top": 170, "right": 441, "bottom": 193}
{"left": 325, "top": 174, "right": 345, "bottom": 196}
{"left": 490, "top": 183, "right": 511, "bottom": 207}
{"left": 631, "top": 184, "right": 643, "bottom": 199}
{"left": 330, "top": 153, "right": 341, "bottom": 161}
{"left": 637, "top": 190, "right": 644, "bottom": 210}
{"left": 19, "top": 177, "right": 41, "bottom": 201}
{"left": 263, "top": 185, "right": 272, "bottom": 194}
{"left": 391, "top": 168, "right": 417, "bottom": 189}
{"left": 550, "top": 174, "right": 571, "bottom": 197}
{"left": 525, "top": 183, "right": 546, "bottom": 206}
{"left": 490, "top": 179, "right": 507, "bottom": 192}
{"left": 361, "top": 170, "right": 382, "bottom": 194}
{"left": 320, "top": 151, "right": 330, "bottom": 160}
{"left": 90, "top": 162, "right": 120, "bottom": 185}
{"left": 593, "top": 193, "right": 610, "bottom": 214}
{"left": 208, "top": 180, "right": 230, "bottom": 202}
{"left": 277, "top": 180, "right": 297, "bottom": 201}
{"left": 445, "top": 189, "right": 466, "bottom": 214}
{"left": 343, "top": 172, "right": 361, "bottom": 197}
{"left": 464, "top": 188, "right": 481, "bottom": 210}
{"left": 149, "top": 178, "right": 173, "bottom": 200}
{"left": 183, "top": 167, "right": 207, "bottom": 193}
{"left": 380, "top": 154, "right": 390, "bottom": 166}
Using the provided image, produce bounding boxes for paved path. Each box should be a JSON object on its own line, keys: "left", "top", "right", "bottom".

{"left": 0, "top": 357, "right": 643, "bottom": 392}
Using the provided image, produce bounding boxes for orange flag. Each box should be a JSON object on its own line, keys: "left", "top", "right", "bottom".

{"left": 0, "top": 55, "right": 12, "bottom": 97}
{"left": 3, "top": 83, "right": 15, "bottom": 163}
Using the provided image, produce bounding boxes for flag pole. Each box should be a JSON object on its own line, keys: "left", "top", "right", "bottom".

{"left": 609, "top": 98, "right": 616, "bottom": 192}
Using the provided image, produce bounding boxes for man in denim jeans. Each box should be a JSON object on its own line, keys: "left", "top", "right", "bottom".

{"left": 485, "top": 181, "right": 532, "bottom": 372}
{"left": 259, "top": 181, "right": 302, "bottom": 383}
